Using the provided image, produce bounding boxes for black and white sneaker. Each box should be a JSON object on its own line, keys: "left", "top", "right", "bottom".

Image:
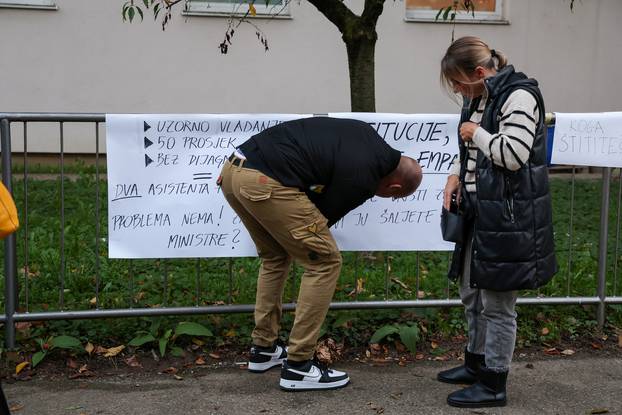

{"left": 248, "top": 342, "right": 287, "bottom": 373}
{"left": 279, "top": 359, "right": 350, "bottom": 391}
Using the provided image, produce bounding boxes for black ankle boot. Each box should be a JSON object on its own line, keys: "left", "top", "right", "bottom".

{"left": 437, "top": 348, "right": 484, "bottom": 385}
{"left": 447, "top": 367, "right": 508, "bottom": 408}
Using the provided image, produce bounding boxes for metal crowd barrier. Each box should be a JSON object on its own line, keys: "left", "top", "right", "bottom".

{"left": 0, "top": 112, "right": 620, "bottom": 349}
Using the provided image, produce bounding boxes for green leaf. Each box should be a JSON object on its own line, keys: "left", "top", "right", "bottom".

{"left": 142, "top": 0, "right": 150, "bottom": 8}
{"left": 154, "top": 3, "right": 161, "bottom": 19}
{"left": 398, "top": 325, "right": 420, "bottom": 355}
{"left": 51, "top": 335, "right": 82, "bottom": 350}
{"left": 435, "top": 7, "right": 443, "bottom": 21}
{"left": 128, "top": 7, "right": 136, "bottom": 23}
{"left": 149, "top": 319, "right": 161, "bottom": 336}
{"left": 136, "top": 6, "right": 144, "bottom": 21}
{"left": 442, "top": 6, "right": 452, "bottom": 21}
{"left": 170, "top": 346, "right": 184, "bottom": 357}
{"left": 370, "top": 325, "right": 400, "bottom": 344}
{"left": 450, "top": 12, "right": 456, "bottom": 21}
{"left": 174, "top": 322, "right": 213, "bottom": 338}
{"left": 332, "top": 315, "right": 353, "bottom": 329}
{"left": 32, "top": 351, "right": 46, "bottom": 368}
{"left": 128, "top": 334, "right": 156, "bottom": 347}
{"left": 159, "top": 337, "right": 168, "bottom": 357}
{"left": 163, "top": 328, "right": 172, "bottom": 340}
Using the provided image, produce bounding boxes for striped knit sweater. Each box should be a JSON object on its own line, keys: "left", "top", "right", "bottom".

{"left": 449, "top": 88, "right": 540, "bottom": 193}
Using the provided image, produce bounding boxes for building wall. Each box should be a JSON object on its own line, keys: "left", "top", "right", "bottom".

{"left": 0, "top": 0, "right": 620, "bottom": 152}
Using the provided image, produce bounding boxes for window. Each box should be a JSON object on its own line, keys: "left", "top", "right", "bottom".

{"left": 405, "top": 0, "right": 506, "bottom": 23}
{"left": 0, "top": 0, "right": 56, "bottom": 9}
{"left": 184, "top": 0, "right": 289, "bottom": 17}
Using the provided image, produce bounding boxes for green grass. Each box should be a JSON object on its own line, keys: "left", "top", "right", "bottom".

{"left": 0, "top": 172, "right": 621, "bottom": 347}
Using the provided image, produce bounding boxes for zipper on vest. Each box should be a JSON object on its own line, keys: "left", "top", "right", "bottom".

{"left": 504, "top": 176, "right": 515, "bottom": 223}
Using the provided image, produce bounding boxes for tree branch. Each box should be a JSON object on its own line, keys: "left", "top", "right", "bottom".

{"left": 307, "top": 0, "right": 358, "bottom": 34}
{"left": 361, "top": 0, "right": 386, "bottom": 27}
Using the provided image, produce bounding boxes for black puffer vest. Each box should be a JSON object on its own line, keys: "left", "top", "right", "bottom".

{"left": 448, "top": 65, "right": 558, "bottom": 291}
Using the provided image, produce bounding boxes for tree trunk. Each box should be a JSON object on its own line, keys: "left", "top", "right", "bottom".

{"left": 344, "top": 28, "right": 377, "bottom": 112}
{"left": 306, "top": 0, "right": 385, "bottom": 113}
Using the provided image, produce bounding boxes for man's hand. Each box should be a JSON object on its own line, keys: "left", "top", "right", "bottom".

{"left": 443, "top": 175, "right": 461, "bottom": 210}
{"left": 459, "top": 122, "right": 479, "bottom": 142}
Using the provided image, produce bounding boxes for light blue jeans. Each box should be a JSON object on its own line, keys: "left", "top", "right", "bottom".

{"left": 459, "top": 230, "right": 518, "bottom": 372}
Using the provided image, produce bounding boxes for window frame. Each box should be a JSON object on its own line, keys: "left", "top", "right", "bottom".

{"left": 183, "top": 0, "right": 291, "bottom": 18}
{"left": 0, "top": 0, "right": 57, "bottom": 10}
{"left": 405, "top": 0, "right": 507, "bottom": 24}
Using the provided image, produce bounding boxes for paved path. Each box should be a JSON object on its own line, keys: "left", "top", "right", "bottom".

{"left": 4, "top": 357, "right": 621, "bottom": 415}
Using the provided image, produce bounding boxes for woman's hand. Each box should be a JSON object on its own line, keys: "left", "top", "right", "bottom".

{"left": 443, "top": 175, "right": 461, "bottom": 210}
{"left": 459, "top": 122, "right": 479, "bottom": 142}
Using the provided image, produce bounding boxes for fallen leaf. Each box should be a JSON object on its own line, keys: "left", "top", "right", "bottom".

{"left": 195, "top": 356, "right": 206, "bottom": 365}
{"left": 15, "top": 362, "right": 29, "bottom": 375}
{"left": 163, "top": 367, "right": 178, "bottom": 374}
{"left": 589, "top": 408, "right": 609, "bottom": 414}
{"left": 415, "top": 353, "right": 425, "bottom": 360}
{"left": 85, "top": 342, "right": 94, "bottom": 355}
{"left": 544, "top": 348, "right": 560, "bottom": 356}
{"left": 68, "top": 370, "right": 95, "bottom": 379}
{"left": 591, "top": 342, "right": 603, "bottom": 350}
{"left": 389, "top": 392, "right": 403, "bottom": 400}
{"left": 66, "top": 358, "right": 79, "bottom": 369}
{"left": 390, "top": 277, "right": 412, "bottom": 294}
{"left": 78, "top": 364, "right": 89, "bottom": 373}
{"left": 561, "top": 349, "right": 575, "bottom": 356}
{"left": 173, "top": 374, "right": 183, "bottom": 381}
{"left": 209, "top": 352, "right": 221, "bottom": 359}
{"left": 315, "top": 342, "right": 333, "bottom": 364}
{"left": 124, "top": 355, "right": 142, "bottom": 368}
{"left": 15, "top": 322, "right": 32, "bottom": 331}
{"left": 9, "top": 402, "right": 24, "bottom": 411}
{"left": 430, "top": 341, "right": 438, "bottom": 349}
{"left": 192, "top": 338, "right": 205, "bottom": 346}
{"left": 370, "top": 343, "right": 382, "bottom": 352}
{"left": 94, "top": 346, "right": 108, "bottom": 355}
{"left": 541, "top": 327, "right": 550, "bottom": 335}
{"left": 103, "top": 345, "right": 125, "bottom": 357}
{"left": 89, "top": 297, "right": 97, "bottom": 305}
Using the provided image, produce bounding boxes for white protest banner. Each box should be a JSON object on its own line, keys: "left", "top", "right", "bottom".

{"left": 107, "top": 113, "right": 459, "bottom": 258}
{"left": 328, "top": 113, "right": 458, "bottom": 251}
{"left": 551, "top": 112, "right": 622, "bottom": 168}
{"left": 106, "top": 114, "right": 312, "bottom": 258}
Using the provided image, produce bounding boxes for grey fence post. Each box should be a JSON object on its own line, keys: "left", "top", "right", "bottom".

{"left": 1, "top": 118, "right": 17, "bottom": 349}
{"left": 597, "top": 167, "right": 611, "bottom": 329}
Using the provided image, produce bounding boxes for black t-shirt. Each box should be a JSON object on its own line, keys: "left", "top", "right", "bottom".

{"left": 238, "top": 117, "right": 401, "bottom": 226}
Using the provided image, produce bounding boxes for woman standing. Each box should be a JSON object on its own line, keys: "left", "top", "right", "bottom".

{"left": 437, "top": 36, "right": 557, "bottom": 408}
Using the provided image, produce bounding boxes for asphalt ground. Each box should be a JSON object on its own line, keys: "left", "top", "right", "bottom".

{"left": 4, "top": 356, "right": 621, "bottom": 415}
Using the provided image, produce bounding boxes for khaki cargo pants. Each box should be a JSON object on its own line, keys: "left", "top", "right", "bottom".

{"left": 219, "top": 157, "right": 342, "bottom": 361}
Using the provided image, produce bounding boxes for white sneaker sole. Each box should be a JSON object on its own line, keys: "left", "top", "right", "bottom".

{"left": 248, "top": 359, "right": 285, "bottom": 373}
{"left": 279, "top": 377, "right": 350, "bottom": 391}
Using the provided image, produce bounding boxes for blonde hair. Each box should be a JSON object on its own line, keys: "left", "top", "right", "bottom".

{"left": 440, "top": 36, "right": 508, "bottom": 96}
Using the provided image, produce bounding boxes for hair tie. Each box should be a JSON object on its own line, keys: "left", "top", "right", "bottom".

{"left": 490, "top": 49, "right": 497, "bottom": 58}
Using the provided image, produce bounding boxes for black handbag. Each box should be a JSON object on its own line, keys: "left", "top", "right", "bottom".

{"left": 440, "top": 193, "right": 464, "bottom": 244}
